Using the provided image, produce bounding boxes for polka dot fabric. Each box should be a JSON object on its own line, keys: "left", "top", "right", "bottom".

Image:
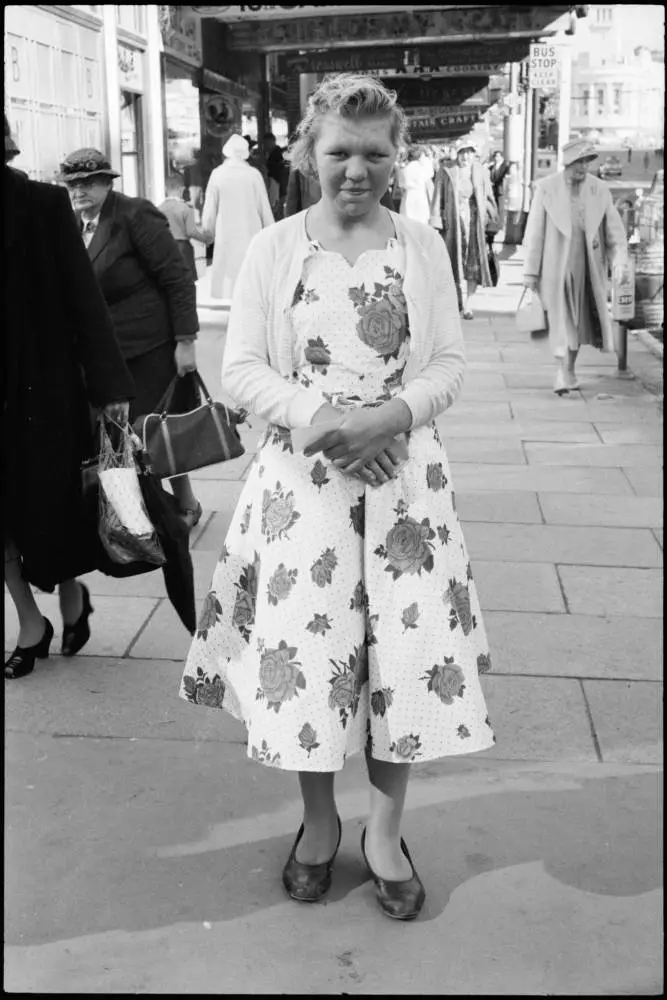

{"left": 179, "top": 239, "right": 495, "bottom": 770}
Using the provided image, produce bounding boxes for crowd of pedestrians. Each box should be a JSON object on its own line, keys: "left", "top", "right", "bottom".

{"left": 4, "top": 68, "right": 630, "bottom": 924}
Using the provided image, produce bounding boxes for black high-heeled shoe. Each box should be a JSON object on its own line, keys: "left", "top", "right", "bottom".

{"left": 282, "top": 816, "right": 342, "bottom": 903}
{"left": 5, "top": 617, "right": 54, "bottom": 680}
{"left": 61, "top": 583, "right": 94, "bottom": 657}
{"left": 361, "top": 828, "right": 426, "bottom": 921}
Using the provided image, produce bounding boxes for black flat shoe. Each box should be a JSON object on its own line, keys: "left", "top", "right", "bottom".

{"left": 5, "top": 617, "right": 54, "bottom": 680}
{"left": 61, "top": 583, "right": 93, "bottom": 657}
{"left": 282, "top": 816, "right": 342, "bottom": 902}
{"left": 361, "top": 828, "right": 426, "bottom": 921}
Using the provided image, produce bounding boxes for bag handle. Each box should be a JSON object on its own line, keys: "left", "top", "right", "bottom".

{"left": 155, "top": 371, "right": 247, "bottom": 424}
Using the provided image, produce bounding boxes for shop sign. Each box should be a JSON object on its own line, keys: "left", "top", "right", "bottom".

{"left": 189, "top": 5, "right": 436, "bottom": 20}
{"left": 161, "top": 7, "right": 202, "bottom": 66}
{"left": 528, "top": 43, "right": 560, "bottom": 91}
{"left": 117, "top": 43, "right": 143, "bottom": 93}
{"left": 386, "top": 77, "right": 489, "bottom": 109}
{"left": 280, "top": 42, "right": 527, "bottom": 76}
{"left": 534, "top": 150, "right": 557, "bottom": 177}
{"left": 407, "top": 108, "right": 486, "bottom": 133}
{"left": 379, "top": 63, "right": 505, "bottom": 79}
{"left": 225, "top": 6, "right": 571, "bottom": 52}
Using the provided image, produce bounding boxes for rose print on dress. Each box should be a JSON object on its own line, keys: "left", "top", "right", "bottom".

{"left": 256, "top": 641, "right": 306, "bottom": 713}
{"left": 350, "top": 579, "right": 369, "bottom": 613}
{"left": 458, "top": 724, "right": 471, "bottom": 739}
{"left": 477, "top": 652, "right": 492, "bottom": 674}
{"left": 196, "top": 591, "right": 222, "bottom": 641}
{"left": 182, "top": 666, "right": 225, "bottom": 709}
{"left": 232, "top": 553, "right": 260, "bottom": 644}
{"left": 292, "top": 279, "right": 320, "bottom": 307}
{"left": 267, "top": 564, "right": 298, "bottom": 606}
{"left": 375, "top": 514, "right": 436, "bottom": 580}
{"left": 349, "top": 266, "right": 409, "bottom": 365}
{"left": 251, "top": 740, "right": 281, "bottom": 767}
{"left": 240, "top": 503, "right": 252, "bottom": 535}
{"left": 327, "top": 661, "right": 360, "bottom": 730}
{"left": 422, "top": 657, "right": 466, "bottom": 705}
{"left": 401, "top": 602, "right": 420, "bottom": 632}
{"left": 310, "top": 459, "right": 330, "bottom": 491}
{"left": 298, "top": 723, "right": 321, "bottom": 757}
{"left": 306, "top": 612, "right": 333, "bottom": 636}
{"left": 426, "top": 462, "right": 447, "bottom": 492}
{"left": 261, "top": 483, "right": 301, "bottom": 542}
{"left": 311, "top": 547, "right": 338, "bottom": 588}
{"left": 349, "top": 497, "right": 365, "bottom": 538}
{"left": 437, "top": 524, "right": 451, "bottom": 546}
{"left": 389, "top": 734, "right": 423, "bottom": 761}
{"left": 445, "top": 578, "right": 476, "bottom": 635}
{"left": 269, "top": 425, "right": 294, "bottom": 454}
{"left": 371, "top": 686, "right": 395, "bottom": 718}
{"left": 304, "top": 336, "right": 332, "bottom": 374}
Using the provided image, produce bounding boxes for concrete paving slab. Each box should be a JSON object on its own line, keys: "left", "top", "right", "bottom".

{"left": 538, "top": 492, "right": 663, "bottom": 528}
{"left": 462, "top": 347, "right": 503, "bottom": 363}
{"left": 525, "top": 442, "right": 662, "bottom": 468}
{"left": 513, "top": 400, "right": 660, "bottom": 424}
{"left": 450, "top": 464, "right": 633, "bottom": 495}
{"left": 4, "top": 594, "right": 158, "bottom": 657}
{"left": 192, "top": 507, "right": 238, "bottom": 554}
{"left": 130, "top": 601, "right": 197, "bottom": 661}
{"left": 480, "top": 676, "right": 598, "bottom": 762}
{"left": 188, "top": 477, "right": 247, "bottom": 511}
{"left": 623, "top": 466, "right": 664, "bottom": 497}
{"left": 583, "top": 680, "right": 663, "bottom": 765}
{"left": 438, "top": 402, "right": 513, "bottom": 423}
{"left": 558, "top": 566, "right": 663, "bottom": 618}
{"left": 485, "top": 611, "right": 663, "bottom": 681}
{"left": 595, "top": 423, "right": 663, "bottom": 444}
{"left": 472, "top": 561, "right": 565, "bottom": 613}
{"left": 503, "top": 372, "right": 561, "bottom": 389}
{"left": 457, "top": 491, "right": 543, "bottom": 524}
{"left": 81, "top": 551, "right": 221, "bottom": 600}
{"left": 461, "top": 373, "right": 507, "bottom": 389}
{"left": 442, "top": 439, "right": 527, "bottom": 464}
{"left": 189, "top": 454, "right": 255, "bottom": 483}
{"left": 465, "top": 523, "right": 662, "bottom": 568}
{"left": 654, "top": 529, "right": 663, "bottom": 549}
{"left": 443, "top": 421, "right": 599, "bottom": 442}
{"left": 3, "top": 656, "right": 243, "bottom": 744}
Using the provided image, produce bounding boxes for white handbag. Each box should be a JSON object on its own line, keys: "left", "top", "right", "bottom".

{"left": 516, "top": 287, "right": 548, "bottom": 334}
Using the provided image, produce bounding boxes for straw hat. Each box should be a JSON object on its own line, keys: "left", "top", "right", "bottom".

{"left": 57, "top": 148, "right": 120, "bottom": 182}
{"left": 562, "top": 139, "right": 597, "bottom": 167}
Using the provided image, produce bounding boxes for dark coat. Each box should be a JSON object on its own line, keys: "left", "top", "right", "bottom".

{"left": 3, "top": 167, "right": 134, "bottom": 591}
{"left": 489, "top": 159, "right": 510, "bottom": 206}
{"left": 86, "top": 190, "right": 199, "bottom": 360}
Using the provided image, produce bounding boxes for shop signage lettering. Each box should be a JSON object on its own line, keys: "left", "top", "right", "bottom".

{"left": 385, "top": 77, "right": 489, "bottom": 108}
{"left": 225, "top": 6, "right": 569, "bottom": 52}
{"left": 190, "top": 5, "right": 436, "bottom": 21}
{"left": 528, "top": 43, "right": 560, "bottom": 90}
{"left": 407, "top": 108, "right": 486, "bottom": 130}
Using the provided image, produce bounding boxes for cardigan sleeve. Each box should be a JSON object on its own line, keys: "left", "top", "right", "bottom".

{"left": 395, "top": 230, "right": 465, "bottom": 427}
{"left": 522, "top": 182, "right": 547, "bottom": 279}
{"left": 221, "top": 232, "right": 328, "bottom": 428}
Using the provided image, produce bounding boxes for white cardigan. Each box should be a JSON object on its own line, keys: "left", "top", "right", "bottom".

{"left": 221, "top": 210, "right": 465, "bottom": 430}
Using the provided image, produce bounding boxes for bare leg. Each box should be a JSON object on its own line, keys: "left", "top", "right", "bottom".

{"left": 5, "top": 544, "right": 46, "bottom": 647}
{"left": 296, "top": 771, "right": 339, "bottom": 864}
{"left": 364, "top": 751, "right": 413, "bottom": 880}
{"left": 566, "top": 347, "right": 579, "bottom": 376}
{"left": 58, "top": 579, "right": 84, "bottom": 626}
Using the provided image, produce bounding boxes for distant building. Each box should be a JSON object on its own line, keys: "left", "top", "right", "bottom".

{"left": 570, "top": 4, "right": 665, "bottom": 145}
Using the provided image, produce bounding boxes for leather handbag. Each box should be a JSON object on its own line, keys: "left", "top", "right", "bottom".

{"left": 133, "top": 372, "right": 246, "bottom": 479}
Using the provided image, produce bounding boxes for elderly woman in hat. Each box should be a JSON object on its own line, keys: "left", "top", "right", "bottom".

{"left": 429, "top": 140, "right": 498, "bottom": 319}
{"left": 523, "top": 139, "right": 629, "bottom": 394}
{"left": 59, "top": 148, "right": 203, "bottom": 527}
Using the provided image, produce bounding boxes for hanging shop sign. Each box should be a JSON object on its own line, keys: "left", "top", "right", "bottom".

{"left": 117, "top": 44, "right": 144, "bottom": 93}
{"left": 224, "top": 6, "right": 573, "bottom": 52}
{"left": 203, "top": 92, "right": 242, "bottom": 137}
{"left": 528, "top": 42, "right": 561, "bottom": 91}
{"left": 407, "top": 108, "right": 487, "bottom": 130}
{"left": 379, "top": 63, "right": 506, "bottom": 79}
{"left": 279, "top": 40, "right": 528, "bottom": 76}
{"left": 161, "top": 6, "right": 203, "bottom": 66}
{"left": 385, "top": 77, "right": 490, "bottom": 109}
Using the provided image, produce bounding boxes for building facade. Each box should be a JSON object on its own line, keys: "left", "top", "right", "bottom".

{"left": 570, "top": 4, "right": 665, "bottom": 145}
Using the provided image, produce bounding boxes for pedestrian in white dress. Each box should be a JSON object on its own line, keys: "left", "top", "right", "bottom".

{"left": 201, "top": 133, "right": 274, "bottom": 301}
{"left": 180, "top": 74, "right": 495, "bottom": 921}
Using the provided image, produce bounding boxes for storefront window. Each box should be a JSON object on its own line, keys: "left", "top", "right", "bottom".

{"left": 116, "top": 5, "right": 145, "bottom": 36}
{"left": 120, "top": 90, "right": 143, "bottom": 197}
{"left": 163, "top": 58, "right": 201, "bottom": 175}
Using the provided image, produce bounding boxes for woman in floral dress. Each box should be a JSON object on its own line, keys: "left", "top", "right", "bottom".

{"left": 180, "top": 75, "right": 495, "bottom": 921}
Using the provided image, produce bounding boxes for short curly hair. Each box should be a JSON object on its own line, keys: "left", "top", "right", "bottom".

{"left": 288, "top": 73, "right": 408, "bottom": 179}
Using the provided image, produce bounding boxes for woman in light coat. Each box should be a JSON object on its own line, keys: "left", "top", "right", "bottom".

{"left": 523, "top": 139, "right": 628, "bottom": 394}
{"left": 398, "top": 145, "right": 434, "bottom": 225}
{"left": 202, "top": 133, "right": 274, "bottom": 301}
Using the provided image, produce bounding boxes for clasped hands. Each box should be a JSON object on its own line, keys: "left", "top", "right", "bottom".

{"left": 303, "top": 401, "right": 412, "bottom": 488}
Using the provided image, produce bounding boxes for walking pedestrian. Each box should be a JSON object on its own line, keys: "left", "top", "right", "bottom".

{"left": 429, "top": 140, "right": 498, "bottom": 319}
{"left": 488, "top": 149, "right": 510, "bottom": 208}
{"left": 522, "top": 138, "right": 629, "bottom": 395}
{"left": 5, "top": 123, "right": 134, "bottom": 679}
{"left": 179, "top": 73, "right": 495, "bottom": 921}
{"left": 158, "top": 173, "right": 210, "bottom": 282}
{"left": 398, "top": 145, "right": 434, "bottom": 225}
{"left": 58, "top": 147, "right": 203, "bottom": 528}
{"left": 201, "top": 133, "right": 274, "bottom": 301}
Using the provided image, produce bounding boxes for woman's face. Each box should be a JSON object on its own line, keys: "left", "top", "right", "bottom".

{"left": 457, "top": 149, "right": 473, "bottom": 167}
{"left": 565, "top": 157, "right": 593, "bottom": 184}
{"left": 65, "top": 176, "right": 112, "bottom": 215}
{"left": 312, "top": 113, "right": 397, "bottom": 218}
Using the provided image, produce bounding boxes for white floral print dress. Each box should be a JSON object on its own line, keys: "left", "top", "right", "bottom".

{"left": 179, "top": 233, "right": 495, "bottom": 771}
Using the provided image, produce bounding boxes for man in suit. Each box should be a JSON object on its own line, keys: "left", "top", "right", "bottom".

{"left": 58, "top": 148, "right": 203, "bottom": 527}
{"left": 488, "top": 149, "right": 510, "bottom": 208}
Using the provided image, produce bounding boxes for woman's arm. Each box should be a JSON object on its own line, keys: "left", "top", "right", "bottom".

{"left": 221, "top": 233, "right": 329, "bottom": 427}
{"left": 603, "top": 192, "right": 629, "bottom": 270}
{"left": 522, "top": 182, "right": 547, "bottom": 287}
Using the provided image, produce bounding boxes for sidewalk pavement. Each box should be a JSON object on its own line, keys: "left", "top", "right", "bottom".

{"left": 5, "top": 246, "right": 663, "bottom": 995}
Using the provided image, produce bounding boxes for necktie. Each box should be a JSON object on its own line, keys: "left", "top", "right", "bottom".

{"left": 82, "top": 219, "right": 97, "bottom": 248}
